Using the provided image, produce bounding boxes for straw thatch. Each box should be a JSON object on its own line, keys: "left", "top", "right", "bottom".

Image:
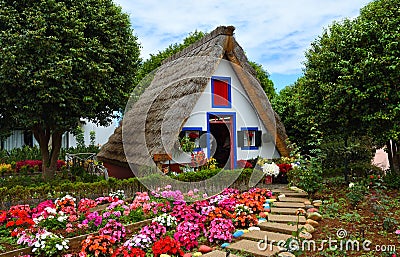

{"left": 97, "top": 25, "right": 289, "bottom": 169}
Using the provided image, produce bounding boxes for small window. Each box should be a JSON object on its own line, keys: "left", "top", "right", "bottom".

{"left": 237, "top": 127, "right": 261, "bottom": 150}
{"left": 211, "top": 76, "right": 231, "bottom": 108}
{"left": 179, "top": 127, "right": 204, "bottom": 152}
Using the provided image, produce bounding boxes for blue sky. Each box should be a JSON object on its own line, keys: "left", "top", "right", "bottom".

{"left": 114, "top": 0, "right": 371, "bottom": 91}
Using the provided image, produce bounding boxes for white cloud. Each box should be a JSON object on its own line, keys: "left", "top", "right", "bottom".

{"left": 114, "top": 0, "right": 371, "bottom": 75}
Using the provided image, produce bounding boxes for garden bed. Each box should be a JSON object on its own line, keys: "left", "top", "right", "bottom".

{"left": 310, "top": 179, "right": 399, "bottom": 257}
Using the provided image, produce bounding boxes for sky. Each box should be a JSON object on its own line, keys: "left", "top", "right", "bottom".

{"left": 114, "top": 0, "right": 372, "bottom": 91}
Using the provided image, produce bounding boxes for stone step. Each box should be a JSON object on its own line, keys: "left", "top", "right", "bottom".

{"left": 227, "top": 239, "right": 281, "bottom": 257}
{"left": 277, "top": 197, "right": 309, "bottom": 203}
{"left": 241, "top": 230, "right": 292, "bottom": 243}
{"left": 259, "top": 222, "right": 304, "bottom": 234}
{"left": 273, "top": 187, "right": 306, "bottom": 192}
{"left": 202, "top": 250, "right": 240, "bottom": 257}
{"left": 272, "top": 202, "right": 305, "bottom": 208}
{"left": 270, "top": 207, "right": 299, "bottom": 215}
{"left": 277, "top": 192, "right": 308, "bottom": 197}
{"left": 267, "top": 214, "right": 306, "bottom": 224}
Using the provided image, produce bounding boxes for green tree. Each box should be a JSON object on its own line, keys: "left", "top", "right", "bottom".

{"left": 272, "top": 78, "right": 310, "bottom": 149}
{"left": 249, "top": 62, "right": 276, "bottom": 100}
{"left": 0, "top": 0, "right": 141, "bottom": 178}
{"left": 299, "top": 0, "right": 400, "bottom": 173}
{"left": 134, "top": 30, "right": 205, "bottom": 86}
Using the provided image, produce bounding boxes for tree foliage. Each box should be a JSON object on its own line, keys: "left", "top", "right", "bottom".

{"left": 134, "top": 30, "right": 206, "bottom": 86}
{"left": 0, "top": 0, "right": 141, "bottom": 177}
{"left": 274, "top": 0, "right": 400, "bottom": 173}
{"left": 302, "top": 0, "right": 400, "bottom": 144}
{"left": 249, "top": 62, "right": 276, "bottom": 100}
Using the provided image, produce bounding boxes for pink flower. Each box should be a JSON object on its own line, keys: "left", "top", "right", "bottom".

{"left": 395, "top": 229, "right": 400, "bottom": 235}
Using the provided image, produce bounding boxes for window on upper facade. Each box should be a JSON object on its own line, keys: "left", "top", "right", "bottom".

{"left": 211, "top": 76, "right": 231, "bottom": 108}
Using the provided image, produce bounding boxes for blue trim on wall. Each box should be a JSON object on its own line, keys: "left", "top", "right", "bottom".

{"left": 182, "top": 127, "right": 203, "bottom": 131}
{"left": 211, "top": 76, "right": 232, "bottom": 108}
{"left": 206, "top": 112, "right": 237, "bottom": 169}
{"left": 240, "top": 127, "right": 258, "bottom": 131}
{"left": 240, "top": 127, "right": 259, "bottom": 150}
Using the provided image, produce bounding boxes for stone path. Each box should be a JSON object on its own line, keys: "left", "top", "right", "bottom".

{"left": 205, "top": 185, "right": 319, "bottom": 257}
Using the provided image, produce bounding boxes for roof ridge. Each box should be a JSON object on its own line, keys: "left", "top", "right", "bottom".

{"left": 162, "top": 25, "right": 235, "bottom": 64}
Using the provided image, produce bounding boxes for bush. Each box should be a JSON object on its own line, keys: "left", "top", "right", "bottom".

{"left": 383, "top": 172, "right": 400, "bottom": 189}
{"left": 346, "top": 183, "right": 367, "bottom": 208}
{"left": 0, "top": 146, "right": 42, "bottom": 163}
{"left": 287, "top": 156, "right": 323, "bottom": 196}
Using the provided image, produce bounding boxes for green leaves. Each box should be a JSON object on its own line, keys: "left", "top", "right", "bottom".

{"left": 0, "top": 0, "right": 141, "bottom": 131}
{"left": 276, "top": 0, "right": 400, "bottom": 149}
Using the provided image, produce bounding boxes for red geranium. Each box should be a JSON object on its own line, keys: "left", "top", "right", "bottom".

{"left": 277, "top": 163, "right": 292, "bottom": 174}
{"left": 188, "top": 132, "right": 199, "bottom": 139}
{"left": 152, "top": 236, "right": 184, "bottom": 257}
{"left": 111, "top": 246, "right": 145, "bottom": 257}
{"left": 237, "top": 160, "right": 253, "bottom": 168}
{"left": 0, "top": 211, "right": 7, "bottom": 223}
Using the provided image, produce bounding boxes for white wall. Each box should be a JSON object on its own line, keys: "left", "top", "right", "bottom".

{"left": 66, "top": 118, "right": 119, "bottom": 148}
{"left": 3, "top": 117, "right": 119, "bottom": 150}
{"left": 172, "top": 60, "right": 280, "bottom": 165}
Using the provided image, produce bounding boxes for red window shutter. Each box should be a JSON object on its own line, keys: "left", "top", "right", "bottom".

{"left": 213, "top": 79, "right": 229, "bottom": 106}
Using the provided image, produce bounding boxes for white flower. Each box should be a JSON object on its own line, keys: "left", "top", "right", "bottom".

{"left": 57, "top": 215, "right": 68, "bottom": 222}
{"left": 56, "top": 244, "right": 63, "bottom": 250}
{"left": 45, "top": 207, "right": 57, "bottom": 214}
{"left": 262, "top": 162, "right": 280, "bottom": 177}
{"left": 349, "top": 182, "right": 355, "bottom": 188}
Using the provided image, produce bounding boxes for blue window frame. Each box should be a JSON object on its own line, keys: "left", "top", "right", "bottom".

{"left": 238, "top": 127, "right": 261, "bottom": 150}
{"left": 211, "top": 76, "right": 231, "bottom": 108}
{"left": 180, "top": 127, "right": 203, "bottom": 152}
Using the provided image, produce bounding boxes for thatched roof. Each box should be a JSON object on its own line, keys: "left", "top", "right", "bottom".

{"left": 97, "top": 25, "right": 289, "bottom": 168}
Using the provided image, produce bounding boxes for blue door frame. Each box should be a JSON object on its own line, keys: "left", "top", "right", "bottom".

{"left": 207, "top": 112, "right": 237, "bottom": 169}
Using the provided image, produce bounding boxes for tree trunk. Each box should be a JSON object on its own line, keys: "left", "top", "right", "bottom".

{"left": 387, "top": 140, "right": 400, "bottom": 174}
{"left": 33, "top": 126, "right": 63, "bottom": 180}
{"left": 391, "top": 141, "right": 400, "bottom": 174}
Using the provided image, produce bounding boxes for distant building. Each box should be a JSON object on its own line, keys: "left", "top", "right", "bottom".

{"left": 1, "top": 118, "right": 119, "bottom": 150}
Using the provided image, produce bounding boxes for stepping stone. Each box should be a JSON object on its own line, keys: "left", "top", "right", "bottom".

{"left": 278, "top": 197, "right": 309, "bottom": 203}
{"left": 227, "top": 239, "right": 280, "bottom": 257}
{"left": 202, "top": 250, "right": 240, "bottom": 257}
{"left": 267, "top": 214, "right": 306, "bottom": 224}
{"left": 280, "top": 192, "right": 308, "bottom": 197}
{"left": 270, "top": 207, "right": 299, "bottom": 215}
{"left": 259, "top": 222, "right": 305, "bottom": 234}
{"left": 241, "top": 230, "right": 292, "bottom": 243}
{"left": 273, "top": 202, "right": 305, "bottom": 208}
{"left": 272, "top": 188, "right": 295, "bottom": 193}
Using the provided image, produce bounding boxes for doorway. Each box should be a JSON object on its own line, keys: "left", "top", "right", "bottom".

{"left": 207, "top": 113, "right": 236, "bottom": 169}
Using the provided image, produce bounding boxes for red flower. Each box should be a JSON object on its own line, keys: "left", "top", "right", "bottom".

{"left": 237, "top": 160, "right": 253, "bottom": 168}
{"left": 152, "top": 236, "right": 184, "bottom": 257}
{"left": 0, "top": 211, "right": 6, "bottom": 223}
{"left": 112, "top": 246, "right": 145, "bottom": 257}
{"left": 6, "top": 221, "right": 15, "bottom": 228}
{"left": 277, "top": 163, "right": 292, "bottom": 173}
{"left": 188, "top": 132, "right": 199, "bottom": 139}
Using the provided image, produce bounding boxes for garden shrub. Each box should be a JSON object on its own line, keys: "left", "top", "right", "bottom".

{"left": 383, "top": 171, "right": 400, "bottom": 189}
{"left": 346, "top": 183, "right": 367, "bottom": 208}
{"left": 287, "top": 156, "right": 323, "bottom": 196}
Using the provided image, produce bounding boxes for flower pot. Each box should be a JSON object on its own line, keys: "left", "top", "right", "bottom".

{"left": 264, "top": 175, "right": 273, "bottom": 185}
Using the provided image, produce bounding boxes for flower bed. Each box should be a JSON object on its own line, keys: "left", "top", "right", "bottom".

{"left": 0, "top": 186, "right": 274, "bottom": 256}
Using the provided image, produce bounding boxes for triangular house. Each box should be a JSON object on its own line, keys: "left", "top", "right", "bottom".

{"left": 97, "top": 26, "right": 289, "bottom": 178}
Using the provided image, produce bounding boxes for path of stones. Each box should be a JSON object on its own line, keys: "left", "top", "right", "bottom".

{"left": 203, "top": 185, "right": 322, "bottom": 257}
